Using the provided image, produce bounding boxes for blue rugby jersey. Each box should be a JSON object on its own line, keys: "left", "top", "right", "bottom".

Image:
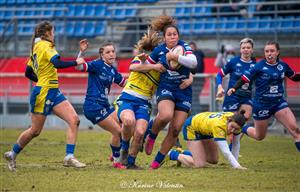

{"left": 83, "top": 59, "right": 125, "bottom": 103}
{"left": 147, "top": 40, "right": 194, "bottom": 86}
{"left": 242, "top": 59, "right": 295, "bottom": 102}
{"left": 220, "top": 56, "right": 255, "bottom": 97}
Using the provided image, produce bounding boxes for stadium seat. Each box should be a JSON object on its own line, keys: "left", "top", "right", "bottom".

{"left": 247, "top": 16, "right": 259, "bottom": 34}
{"left": 294, "top": 15, "right": 300, "bottom": 32}
{"left": 66, "top": 21, "right": 75, "bottom": 36}
{"left": 73, "top": 21, "right": 85, "bottom": 36}
{"left": 43, "top": 4, "right": 54, "bottom": 16}
{"left": 94, "top": 5, "right": 106, "bottom": 17}
{"left": 203, "top": 17, "right": 216, "bottom": 35}
{"left": 6, "top": 0, "right": 15, "bottom": 4}
{"left": 258, "top": 16, "right": 272, "bottom": 33}
{"left": 74, "top": 5, "right": 85, "bottom": 17}
{"left": 279, "top": 15, "right": 294, "bottom": 33}
{"left": 66, "top": 4, "right": 75, "bottom": 17}
{"left": 224, "top": 16, "right": 238, "bottom": 34}
{"left": 236, "top": 17, "right": 247, "bottom": 34}
{"left": 83, "top": 21, "right": 95, "bottom": 37}
{"left": 178, "top": 20, "right": 192, "bottom": 35}
{"left": 193, "top": 19, "right": 205, "bottom": 35}
{"left": 175, "top": 2, "right": 192, "bottom": 19}
{"left": 193, "top": 6, "right": 205, "bottom": 17}
{"left": 0, "top": 0, "right": 6, "bottom": 5}
{"left": 94, "top": 21, "right": 106, "bottom": 36}
{"left": 84, "top": 5, "right": 96, "bottom": 17}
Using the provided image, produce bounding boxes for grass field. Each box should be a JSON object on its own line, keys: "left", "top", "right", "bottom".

{"left": 0, "top": 128, "right": 299, "bottom": 192}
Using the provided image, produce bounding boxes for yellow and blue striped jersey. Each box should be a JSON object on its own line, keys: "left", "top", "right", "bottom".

{"left": 123, "top": 56, "right": 160, "bottom": 100}
{"left": 189, "top": 112, "right": 234, "bottom": 140}
{"left": 27, "top": 39, "right": 59, "bottom": 88}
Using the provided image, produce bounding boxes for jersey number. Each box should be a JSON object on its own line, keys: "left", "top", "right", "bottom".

{"left": 209, "top": 113, "right": 223, "bottom": 119}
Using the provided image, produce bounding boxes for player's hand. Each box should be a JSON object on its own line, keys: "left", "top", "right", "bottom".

{"left": 79, "top": 39, "right": 88, "bottom": 52}
{"left": 153, "top": 63, "right": 166, "bottom": 73}
{"left": 166, "top": 52, "right": 178, "bottom": 62}
{"left": 235, "top": 166, "right": 247, "bottom": 170}
{"left": 227, "top": 88, "right": 236, "bottom": 96}
{"left": 76, "top": 57, "right": 86, "bottom": 65}
{"left": 137, "top": 53, "right": 148, "bottom": 63}
{"left": 216, "top": 85, "right": 225, "bottom": 98}
{"left": 180, "top": 75, "right": 193, "bottom": 89}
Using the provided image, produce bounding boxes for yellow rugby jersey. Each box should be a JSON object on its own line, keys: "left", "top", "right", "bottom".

{"left": 189, "top": 112, "right": 234, "bottom": 139}
{"left": 27, "top": 39, "right": 59, "bottom": 88}
{"left": 123, "top": 56, "right": 160, "bottom": 99}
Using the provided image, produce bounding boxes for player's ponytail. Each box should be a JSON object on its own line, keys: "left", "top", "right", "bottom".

{"left": 150, "top": 15, "right": 176, "bottom": 33}
{"left": 231, "top": 110, "right": 248, "bottom": 128}
{"left": 135, "top": 28, "right": 163, "bottom": 52}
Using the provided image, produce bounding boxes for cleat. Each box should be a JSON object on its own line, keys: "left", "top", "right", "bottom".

{"left": 149, "top": 161, "right": 160, "bottom": 169}
{"left": 113, "top": 162, "right": 126, "bottom": 169}
{"left": 144, "top": 136, "right": 155, "bottom": 155}
{"left": 3, "top": 151, "right": 16, "bottom": 171}
{"left": 120, "top": 149, "right": 128, "bottom": 165}
{"left": 108, "top": 154, "right": 113, "bottom": 162}
{"left": 63, "top": 157, "right": 86, "bottom": 168}
{"left": 126, "top": 164, "right": 143, "bottom": 170}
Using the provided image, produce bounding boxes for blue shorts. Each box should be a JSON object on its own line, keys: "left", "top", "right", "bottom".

{"left": 30, "top": 86, "right": 66, "bottom": 115}
{"left": 156, "top": 86, "right": 192, "bottom": 113}
{"left": 83, "top": 99, "right": 115, "bottom": 124}
{"left": 182, "top": 116, "right": 212, "bottom": 141}
{"left": 116, "top": 92, "right": 152, "bottom": 122}
{"left": 223, "top": 94, "right": 252, "bottom": 112}
{"left": 252, "top": 98, "right": 288, "bottom": 120}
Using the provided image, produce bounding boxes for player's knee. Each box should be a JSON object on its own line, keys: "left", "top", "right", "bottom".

{"left": 122, "top": 116, "right": 135, "bottom": 128}
{"left": 135, "top": 128, "right": 145, "bottom": 139}
{"left": 69, "top": 115, "right": 80, "bottom": 128}
{"left": 172, "top": 129, "right": 180, "bottom": 138}
{"left": 157, "top": 114, "right": 172, "bottom": 125}
{"left": 30, "top": 128, "right": 42, "bottom": 138}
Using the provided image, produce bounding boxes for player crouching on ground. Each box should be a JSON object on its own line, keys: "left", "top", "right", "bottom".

{"left": 167, "top": 110, "right": 248, "bottom": 169}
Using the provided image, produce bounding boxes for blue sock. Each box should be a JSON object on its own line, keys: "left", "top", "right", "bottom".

{"left": 169, "top": 150, "right": 180, "bottom": 161}
{"left": 242, "top": 124, "right": 251, "bottom": 135}
{"left": 127, "top": 155, "right": 136, "bottom": 165}
{"left": 66, "top": 144, "right": 75, "bottom": 155}
{"left": 149, "top": 130, "right": 157, "bottom": 140}
{"left": 110, "top": 144, "right": 121, "bottom": 158}
{"left": 183, "top": 150, "right": 192, "bottom": 157}
{"left": 143, "top": 119, "right": 154, "bottom": 140}
{"left": 12, "top": 143, "right": 22, "bottom": 154}
{"left": 121, "top": 139, "right": 130, "bottom": 151}
{"left": 154, "top": 151, "right": 165, "bottom": 163}
{"left": 229, "top": 143, "right": 233, "bottom": 151}
{"left": 295, "top": 142, "right": 300, "bottom": 151}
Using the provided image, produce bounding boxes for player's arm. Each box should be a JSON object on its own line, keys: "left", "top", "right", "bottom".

{"left": 167, "top": 51, "right": 197, "bottom": 69}
{"left": 288, "top": 73, "right": 300, "bottom": 82}
{"left": 25, "top": 65, "right": 38, "bottom": 82}
{"left": 130, "top": 53, "right": 165, "bottom": 73}
{"left": 51, "top": 57, "right": 85, "bottom": 69}
{"left": 215, "top": 140, "right": 246, "bottom": 169}
{"left": 179, "top": 72, "right": 193, "bottom": 89}
{"left": 216, "top": 70, "right": 225, "bottom": 98}
{"left": 227, "top": 76, "right": 248, "bottom": 96}
{"left": 231, "top": 134, "right": 241, "bottom": 160}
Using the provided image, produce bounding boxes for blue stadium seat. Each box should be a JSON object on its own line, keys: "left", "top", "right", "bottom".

{"left": 54, "top": 22, "right": 65, "bottom": 35}
{"left": 224, "top": 16, "right": 238, "bottom": 34}
{"left": 18, "top": 21, "right": 35, "bottom": 36}
{"left": 94, "top": 5, "right": 106, "bottom": 17}
{"left": 4, "top": 9, "right": 13, "bottom": 19}
{"left": 178, "top": 20, "right": 192, "bottom": 35}
{"left": 193, "top": 19, "right": 205, "bottom": 35}
{"left": 203, "top": 17, "right": 216, "bottom": 34}
{"left": 66, "top": 4, "right": 75, "bottom": 17}
{"left": 247, "top": 16, "right": 259, "bottom": 34}
{"left": 279, "top": 15, "right": 294, "bottom": 33}
{"left": 84, "top": 5, "right": 95, "bottom": 17}
{"left": 258, "top": 16, "right": 272, "bottom": 33}
{"left": 294, "top": 15, "right": 300, "bottom": 32}
{"left": 74, "top": 5, "right": 85, "bottom": 17}
{"left": 0, "top": 0, "right": 6, "bottom": 5}
{"left": 216, "top": 17, "right": 227, "bottom": 32}
{"left": 74, "top": 21, "right": 85, "bottom": 36}
{"left": 236, "top": 17, "right": 247, "bottom": 33}
{"left": 175, "top": 3, "right": 192, "bottom": 18}
{"left": 193, "top": 6, "right": 205, "bottom": 17}
{"left": 83, "top": 21, "right": 95, "bottom": 37}
{"left": 0, "top": 22, "right": 4, "bottom": 34}
{"left": 94, "top": 21, "right": 106, "bottom": 35}
{"left": 6, "top": 0, "right": 15, "bottom": 4}
{"left": 16, "top": 0, "right": 26, "bottom": 4}
{"left": 66, "top": 21, "right": 75, "bottom": 36}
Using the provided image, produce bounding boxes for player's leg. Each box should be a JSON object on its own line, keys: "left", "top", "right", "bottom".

{"left": 150, "top": 110, "right": 187, "bottom": 169}
{"left": 97, "top": 113, "right": 125, "bottom": 169}
{"left": 186, "top": 140, "right": 207, "bottom": 168}
{"left": 202, "top": 139, "right": 219, "bottom": 164}
{"left": 239, "top": 103, "right": 252, "bottom": 120}
{"left": 119, "top": 109, "right": 136, "bottom": 165}
{"left": 145, "top": 100, "right": 174, "bottom": 155}
{"left": 53, "top": 100, "right": 85, "bottom": 168}
{"left": 4, "top": 113, "right": 46, "bottom": 171}
{"left": 274, "top": 107, "right": 300, "bottom": 151}
{"left": 127, "top": 119, "right": 148, "bottom": 169}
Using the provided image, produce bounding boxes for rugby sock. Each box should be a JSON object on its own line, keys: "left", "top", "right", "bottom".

{"left": 121, "top": 139, "right": 130, "bottom": 151}
{"left": 154, "top": 151, "right": 165, "bottom": 164}
{"left": 169, "top": 150, "right": 180, "bottom": 161}
{"left": 110, "top": 144, "right": 121, "bottom": 161}
{"left": 127, "top": 155, "right": 136, "bottom": 165}
{"left": 242, "top": 124, "right": 251, "bottom": 136}
{"left": 66, "top": 144, "right": 75, "bottom": 156}
{"left": 144, "top": 119, "right": 154, "bottom": 140}
{"left": 149, "top": 130, "right": 157, "bottom": 140}
{"left": 183, "top": 150, "right": 193, "bottom": 157}
{"left": 12, "top": 143, "right": 23, "bottom": 159}
{"left": 295, "top": 142, "right": 300, "bottom": 151}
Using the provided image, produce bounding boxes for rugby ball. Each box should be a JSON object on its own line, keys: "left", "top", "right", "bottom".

{"left": 168, "top": 45, "right": 185, "bottom": 70}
